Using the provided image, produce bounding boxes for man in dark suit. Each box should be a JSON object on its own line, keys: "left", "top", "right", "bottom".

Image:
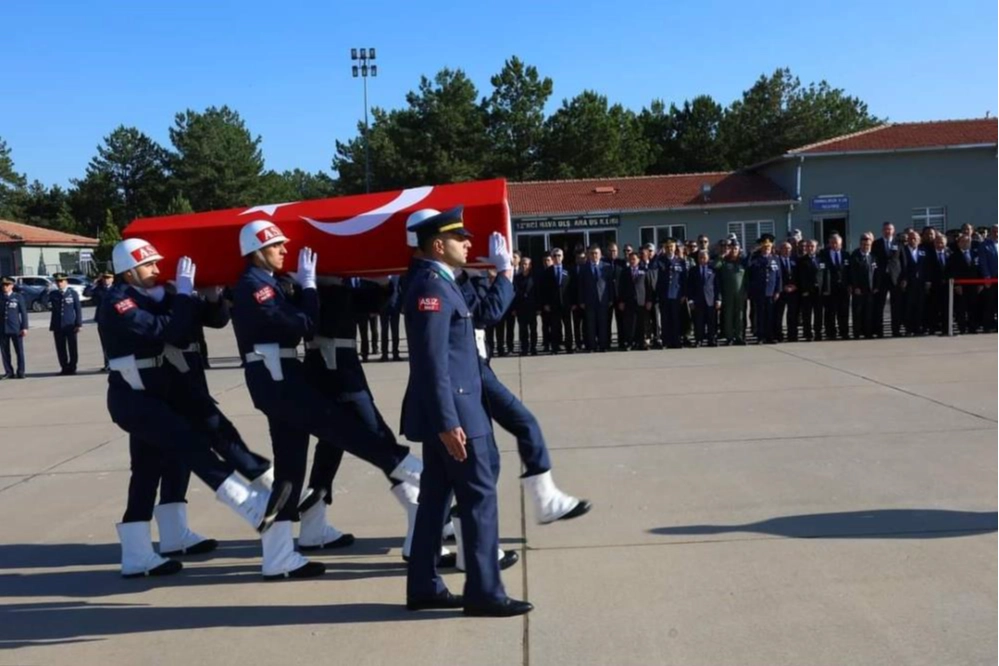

{"left": 774, "top": 241, "right": 799, "bottom": 342}
{"left": 569, "top": 248, "right": 587, "bottom": 350}
{"left": 617, "top": 252, "right": 654, "bottom": 350}
{"left": 947, "top": 234, "right": 981, "bottom": 334}
{"left": 604, "top": 242, "right": 627, "bottom": 350}
{"left": 542, "top": 248, "right": 575, "bottom": 354}
{"left": 871, "top": 222, "right": 901, "bottom": 337}
{"left": 894, "top": 230, "right": 930, "bottom": 336}
{"left": 577, "top": 245, "right": 615, "bottom": 352}
{"left": 513, "top": 256, "right": 539, "bottom": 355}
{"left": 926, "top": 235, "right": 952, "bottom": 334}
{"left": 380, "top": 274, "right": 403, "bottom": 361}
{"left": 848, "top": 232, "right": 882, "bottom": 339}
{"left": 686, "top": 250, "right": 720, "bottom": 347}
{"left": 539, "top": 255, "right": 554, "bottom": 351}
{"left": 818, "top": 234, "right": 850, "bottom": 340}
{"left": 795, "top": 239, "right": 823, "bottom": 341}
{"left": 347, "top": 277, "right": 382, "bottom": 362}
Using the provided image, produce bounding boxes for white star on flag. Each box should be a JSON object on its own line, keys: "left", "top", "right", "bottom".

{"left": 240, "top": 202, "right": 297, "bottom": 217}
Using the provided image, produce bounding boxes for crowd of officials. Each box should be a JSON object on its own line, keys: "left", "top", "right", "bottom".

{"left": 2, "top": 222, "right": 997, "bottom": 381}
{"left": 385, "top": 221, "right": 996, "bottom": 355}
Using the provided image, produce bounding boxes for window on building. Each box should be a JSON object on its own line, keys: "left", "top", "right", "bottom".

{"left": 726, "top": 220, "right": 775, "bottom": 249}
{"left": 587, "top": 229, "right": 618, "bottom": 253}
{"left": 516, "top": 234, "right": 549, "bottom": 268}
{"left": 639, "top": 225, "right": 687, "bottom": 248}
{"left": 911, "top": 207, "right": 946, "bottom": 232}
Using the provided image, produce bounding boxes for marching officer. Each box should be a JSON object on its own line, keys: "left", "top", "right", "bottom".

{"left": 100, "top": 238, "right": 291, "bottom": 578}
{"left": 297, "top": 277, "right": 426, "bottom": 559}
{"left": 402, "top": 207, "right": 532, "bottom": 617}
{"left": 1, "top": 276, "right": 28, "bottom": 379}
{"left": 230, "top": 220, "right": 422, "bottom": 580}
{"left": 49, "top": 272, "right": 82, "bottom": 375}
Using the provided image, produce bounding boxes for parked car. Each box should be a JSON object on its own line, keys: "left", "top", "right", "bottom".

{"left": 11, "top": 276, "right": 54, "bottom": 312}
{"left": 65, "top": 276, "right": 92, "bottom": 302}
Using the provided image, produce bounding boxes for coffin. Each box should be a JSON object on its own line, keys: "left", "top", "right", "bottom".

{"left": 123, "top": 179, "right": 511, "bottom": 285}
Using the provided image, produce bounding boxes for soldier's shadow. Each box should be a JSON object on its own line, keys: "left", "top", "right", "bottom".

{"left": 649, "top": 508, "right": 998, "bottom": 539}
{"left": 0, "top": 599, "right": 453, "bottom": 649}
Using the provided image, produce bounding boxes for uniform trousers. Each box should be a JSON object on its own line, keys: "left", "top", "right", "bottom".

{"left": 407, "top": 432, "right": 504, "bottom": 605}
{"left": 245, "top": 361, "right": 407, "bottom": 521}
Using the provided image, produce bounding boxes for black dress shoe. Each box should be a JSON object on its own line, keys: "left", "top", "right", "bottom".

{"left": 498, "top": 550, "right": 520, "bottom": 570}
{"left": 299, "top": 533, "right": 356, "bottom": 551}
{"left": 263, "top": 560, "right": 326, "bottom": 581}
{"left": 559, "top": 499, "right": 592, "bottom": 521}
{"left": 0, "top": 375, "right": 9, "bottom": 381}
{"left": 162, "top": 538, "right": 219, "bottom": 557}
{"left": 407, "top": 590, "right": 464, "bottom": 611}
{"left": 123, "top": 558, "right": 183, "bottom": 579}
{"left": 393, "top": 353, "right": 402, "bottom": 361}
{"left": 463, "top": 597, "right": 534, "bottom": 617}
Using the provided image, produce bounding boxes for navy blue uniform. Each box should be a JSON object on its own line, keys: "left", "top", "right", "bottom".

{"left": 402, "top": 259, "right": 505, "bottom": 606}
{"left": 748, "top": 254, "right": 782, "bottom": 343}
{"left": 98, "top": 283, "right": 241, "bottom": 522}
{"left": 49, "top": 287, "right": 82, "bottom": 373}
{"left": 231, "top": 266, "right": 404, "bottom": 522}
{"left": 301, "top": 281, "right": 411, "bottom": 503}
{"left": 1, "top": 290, "right": 28, "bottom": 378}
{"left": 655, "top": 256, "right": 688, "bottom": 348}
{"left": 687, "top": 263, "right": 720, "bottom": 345}
{"left": 458, "top": 271, "right": 552, "bottom": 477}
{"left": 163, "top": 294, "right": 271, "bottom": 491}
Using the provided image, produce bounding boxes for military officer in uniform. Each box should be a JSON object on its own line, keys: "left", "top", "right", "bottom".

{"left": 49, "top": 272, "right": 82, "bottom": 374}
{"left": 99, "top": 238, "right": 291, "bottom": 578}
{"left": 749, "top": 235, "right": 782, "bottom": 344}
{"left": 654, "top": 239, "right": 688, "bottom": 349}
{"left": 717, "top": 242, "right": 748, "bottom": 345}
{"left": 402, "top": 207, "right": 532, "bottom": 617}
{"left": 1, "top": 276, "right": 28, "bottom": 379}
{"left": 297, "top": 277, "right": 426, "bottom": 559}
{"left": 231, "top": 220, "right": 422, "bottom": 580}
{"left": 89, "top": 272, "right": 115, "bottom": 370}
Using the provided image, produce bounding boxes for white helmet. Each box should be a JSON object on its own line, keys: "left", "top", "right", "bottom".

{"left": 239, "top": 220, "right": 289, "bottom": 257}
{"left": 112, "top": 238, "right": 164, "bottom": 274}
{"left": 406, "top": 209, "right": 441, "bottom": 248}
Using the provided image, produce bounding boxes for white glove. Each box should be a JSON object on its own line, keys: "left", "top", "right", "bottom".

{"left": 295, "top": 247, "right": 318, "bottom": 290}
{"left": 175, "top": 256, "right": 196, "bottom": 296}
{"left": 476, "top": 232, "right": 513, "bottom": 272}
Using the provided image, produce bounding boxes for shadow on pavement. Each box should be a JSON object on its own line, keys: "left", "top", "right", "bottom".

{"left": 650, "top": 509, "right": 998, "bottom": 539}
{"left": 0, "top": 599, "right": 455, "bottom": 649}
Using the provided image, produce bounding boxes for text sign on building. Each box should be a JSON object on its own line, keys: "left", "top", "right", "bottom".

{"left": 514, "top": 215, "right": 621, "bottom": 232}
{"left": 810, "top": 195, "right": 850, "bottom": 212}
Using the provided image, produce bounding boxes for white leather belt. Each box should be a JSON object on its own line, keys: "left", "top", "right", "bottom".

{"left": 163, "top": 343, "right": 199, "bottom": 373}
{"left": 474, "top": 328, "right": 488, "bottom": 360}
{"left": 109, "top": 354, "right": 163, "bottom": 391}
{"left": 244, "top": 347, "right": 299, "bottom": 363}
{"left": 305, "top": 336, "right": 356, "bottom": 370}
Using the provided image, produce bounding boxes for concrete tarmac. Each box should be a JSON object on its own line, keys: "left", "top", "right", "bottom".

{"left": 1, "top": 312, "right": 995, "bottom": 665}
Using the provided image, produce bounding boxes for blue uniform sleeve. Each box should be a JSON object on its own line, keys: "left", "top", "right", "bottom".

{"left": 106, "top": 293, "right": 197, "bottom": 348}
{"left": 407, "top": 278, "right": 460, "bottom": 434}
{"left": 774, "top": 262, "right": 783, "bottom": 293}
{"left": 18, "top": 295, "right": 28, "bottom": 330}
{"left": 74, "top": 290, "right": 82, "bottom": 326}
{"left": 466, "top": 274, "right": 513, "bottom": 327}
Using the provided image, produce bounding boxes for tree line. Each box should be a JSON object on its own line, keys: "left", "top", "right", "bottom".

{"left": 0, "top": 59, "right": 881, "bottom": 248}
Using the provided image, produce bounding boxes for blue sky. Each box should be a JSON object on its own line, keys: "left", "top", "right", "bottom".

{"left": 2, "top": 0, "right": 996, "bottom": 187}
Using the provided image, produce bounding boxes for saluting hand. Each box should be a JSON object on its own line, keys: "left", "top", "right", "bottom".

{"left": 439, "top": 427, "right": 467, "bottom": 462}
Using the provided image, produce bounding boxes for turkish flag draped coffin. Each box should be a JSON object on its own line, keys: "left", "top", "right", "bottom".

{"left": 123, "top": 179, "right": 511, "bottom": 285}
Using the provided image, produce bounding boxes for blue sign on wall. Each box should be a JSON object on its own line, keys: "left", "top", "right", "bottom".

{"left": 810, "top": 195, "right": 850, "bottom": 212}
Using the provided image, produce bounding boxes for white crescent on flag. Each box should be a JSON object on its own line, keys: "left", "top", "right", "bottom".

{"left": 301, "top": 186, "right": 434, "bottom": 236}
